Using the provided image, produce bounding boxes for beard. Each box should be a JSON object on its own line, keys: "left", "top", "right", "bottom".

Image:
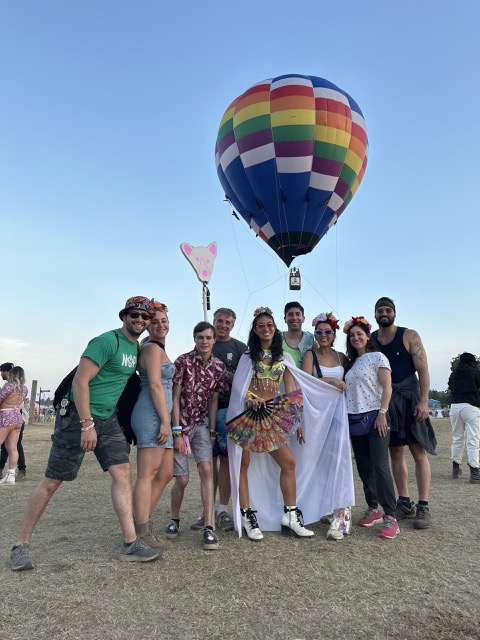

{"left": 376, "top": 316, "right": 395, "bottom": 327}
{"left": 125, "top": 322, "right": 146, "bottom": 338}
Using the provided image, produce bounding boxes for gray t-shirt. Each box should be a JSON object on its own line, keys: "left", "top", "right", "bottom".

{"left": 213, "top": 337, "right": 248, "bottom": 408}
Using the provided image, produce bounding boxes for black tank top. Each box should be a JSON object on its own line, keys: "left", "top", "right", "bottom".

{"left": 372, "top": 327, "right": 416, "bottom": 384}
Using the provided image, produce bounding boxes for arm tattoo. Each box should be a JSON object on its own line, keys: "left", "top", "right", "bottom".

{"left": 410, "top": 331, "right": 426, "bottom": 364}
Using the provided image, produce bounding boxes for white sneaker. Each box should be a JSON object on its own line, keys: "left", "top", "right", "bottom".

{"left": 327, "top": 507, "right": 352, "bottom": 541}
{"left": 280, "top": 506, "right": 314, "bottom": 538}
{"left": 241, "top": 508, "right": 264, "bottom": 541}
{"left": 0, "top": 470, "right": 16, "bottom": 485}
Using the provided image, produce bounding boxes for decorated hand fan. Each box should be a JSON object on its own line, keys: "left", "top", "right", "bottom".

{"left": 226, "top": 389, "right": 303, "bottom": 453}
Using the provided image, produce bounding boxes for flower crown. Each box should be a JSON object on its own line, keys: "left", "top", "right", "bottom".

{"left": 311, "top": 312, "right": 340, "bottom": 331}
{"left": 253, "top": 306, "right": 273, "bottom": 318}
{"left": 152, "top": 300, "right": 169, "bottom": 313}
{"left": 343, "top": 316, "right": 372, "bottom": 334}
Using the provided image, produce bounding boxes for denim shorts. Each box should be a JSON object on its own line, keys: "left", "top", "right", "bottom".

{"left": 131, "top": 394, "right": 173, "bottom": 449}
{"left": 45, "top": 406, "right": 131, "bottom": 481}
{"left": 213, "top": 408, "right": 228, "bottom": 457}
{"left": 173, "top": 424, "right": 212, "bottom": 476}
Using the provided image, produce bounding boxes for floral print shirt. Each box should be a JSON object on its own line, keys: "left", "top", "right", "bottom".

{"left": 173, "top": 350, "right": 229, "bottom": 433}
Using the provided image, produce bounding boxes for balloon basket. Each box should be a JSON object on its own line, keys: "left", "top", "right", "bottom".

{"left": 289, "top": 268, "right": 301, "bottom": 290}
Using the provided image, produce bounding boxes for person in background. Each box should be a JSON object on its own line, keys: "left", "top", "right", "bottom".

{"left": 448, "top": 352, "right": 480, "bottom": 484}
{"left": 0, "top": 362, "right": 27, "bottom": 481}
{"left": 0, "top": 366, "right": 28, "bottom": 486}
{"left": 344, "top": 316, "right": 399, "bottom": 540}
{"left": 281, "top": 302, "right": 314, "bottom": 367}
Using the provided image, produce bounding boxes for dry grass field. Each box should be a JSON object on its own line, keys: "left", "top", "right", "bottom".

{"left": 1, "top": 418, "right": 479, "bottom": 640}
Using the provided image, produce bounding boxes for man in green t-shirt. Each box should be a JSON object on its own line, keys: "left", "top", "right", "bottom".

{"left": 10, "top": 296, "right": 162, "bottom": 571}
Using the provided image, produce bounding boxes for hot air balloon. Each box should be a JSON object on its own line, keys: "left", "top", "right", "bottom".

{"left": 215, "top": 74, "right": 368, "bottom": 267}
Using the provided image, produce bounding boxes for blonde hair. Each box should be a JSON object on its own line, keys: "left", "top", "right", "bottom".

{"left": 9, "top": 366, "right": 25, "bottom": 387}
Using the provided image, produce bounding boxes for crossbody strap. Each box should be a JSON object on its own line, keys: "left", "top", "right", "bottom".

{"left": 310, "top": 349, "right": 323, "bottom": 378}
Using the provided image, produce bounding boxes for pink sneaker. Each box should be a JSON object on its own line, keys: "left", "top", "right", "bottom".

{"left": 357, "top": 507, "right": 383, "bottom": 527}
{"left": 378, "top": 515, "right": 400, "bottom": 539}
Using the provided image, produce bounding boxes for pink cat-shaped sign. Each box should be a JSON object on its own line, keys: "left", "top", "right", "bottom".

{"left": 180, "top": 242, "right": 217, "bottom": 283}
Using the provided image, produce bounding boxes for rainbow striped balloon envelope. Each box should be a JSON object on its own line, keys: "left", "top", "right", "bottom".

{"left": 215, "top": 74, "right": 368, "bottom": 266}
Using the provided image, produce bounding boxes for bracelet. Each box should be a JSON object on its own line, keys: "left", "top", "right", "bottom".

{"left": 172, "top": 426, "right": 182, "bottom": 432}
{"left": 209, "top": 431, "right": 216, "bottom": 437}
{"left": 172, "top": 431, "right": 183, "bottom": 438}
{"left": 378, "top": 408, "right": 388, "bottom": 414}
{"left": 79, "top": 417, "right": 94, "bottom": 424}
{"left": 81, "top": 423, "right": 95, "bottom": 432}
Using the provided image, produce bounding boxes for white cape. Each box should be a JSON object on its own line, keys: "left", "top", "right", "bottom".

{"left": 226, "top": 352, "right": 355, "bottom": 535}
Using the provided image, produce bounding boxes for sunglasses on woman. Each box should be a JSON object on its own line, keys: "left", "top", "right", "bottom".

{"left": 256, "top": 322, "right": 275, "bottom": 330}
{"left": 128, "top": 311, "right": 152, "bottom": 320}
{"left": 315, "top": 329, "right": 334, "bottom": 336}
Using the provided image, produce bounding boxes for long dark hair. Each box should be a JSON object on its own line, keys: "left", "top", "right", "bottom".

{"left": 345, "top": 325, "right": 379, "bottom": 370}
{"left": 248, "top": 313, "right": 283, "bottom": 364}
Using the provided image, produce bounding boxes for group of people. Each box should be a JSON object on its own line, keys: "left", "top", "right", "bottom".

{"left": 8, "top": 294, "right": 440, "bottom": 571}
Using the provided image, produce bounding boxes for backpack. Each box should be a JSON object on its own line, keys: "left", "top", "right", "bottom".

{"left": 52, "top": 331, "right": 140, "bottom": 445}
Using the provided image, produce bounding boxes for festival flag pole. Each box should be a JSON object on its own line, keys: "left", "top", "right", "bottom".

{"left": 180, "top": 242, "right": 217, "bottom": 322}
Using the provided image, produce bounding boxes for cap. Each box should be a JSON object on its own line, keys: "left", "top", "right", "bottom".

{"left": 0, "top": 362, "right": 14, "bottom": 372}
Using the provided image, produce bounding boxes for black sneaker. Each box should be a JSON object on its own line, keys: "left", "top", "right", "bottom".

{"left": 11, "top": 543, "right": 34, "bottom": 571}
{"left": 203, "top": 528, "right": 219, "bottom": 550}
{"left": 413, "top": 505, "right": 432, "bottom": 530}
{"left": 468, "top": 465, "right": 480, "bottom": 484}
{"left": 163, "top": 520, "right": 180, "bottom": 539}
{"left": 394, "top": 499, "right": 415, "bottom": 520}
{"left": 452, "top": 462, "right": 462, "bottom": 479}
{"left": 120, "top": 538, "right": 161, "bottom": 562}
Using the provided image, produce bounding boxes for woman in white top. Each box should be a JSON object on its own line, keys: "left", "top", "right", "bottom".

{"left": 344, "top": 316, "right": 399, "bottom": 540}
{"left": 302, "top": 312, "right": 351, "bottom": 540}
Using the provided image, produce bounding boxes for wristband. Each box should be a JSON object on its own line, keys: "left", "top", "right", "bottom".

{"left": 81, "top": 423, "right": 95, "bottom": 432}
{"left": 172, "top": 426, "right": 182, "bottom": 432}
{"left": 378, "top": 408, "right": 387, "bottom": 414}
{"left": 173, "top": 431, "right": 182, "bottom": 438}
{"left": 209, "top": 431, "right": 216, "bottom": 437}
{"left": 79, "top": 417, "right": 94, "bottom": 424}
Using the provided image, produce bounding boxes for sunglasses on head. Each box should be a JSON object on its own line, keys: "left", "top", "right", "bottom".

{"left": 256, "top": 322, "right": 275, "bottom": 330}
{"left": 315, "top": 329, "right": 334, "bottom": 336}
{"left": 129, "top": 311, "right": 152, "bottom": 320}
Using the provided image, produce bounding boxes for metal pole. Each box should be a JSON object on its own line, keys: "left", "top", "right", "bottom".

{"left": 29, "top": 380, "right": 37, "bottom": 425}
{"left": 202, "top": 283, "right": 208, "bottom": 322}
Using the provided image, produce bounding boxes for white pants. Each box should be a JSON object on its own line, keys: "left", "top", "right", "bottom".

{"left": 450, "top": 403, "right": 480, "bottom": 468}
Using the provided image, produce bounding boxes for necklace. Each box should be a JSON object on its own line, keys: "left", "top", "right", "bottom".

{"left": 261, "top": 350, "right": 272, "bottom": 360}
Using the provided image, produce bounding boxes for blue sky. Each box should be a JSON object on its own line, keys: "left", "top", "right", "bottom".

{"left": 1, "top": 0, "right": 479, "bottom": 397}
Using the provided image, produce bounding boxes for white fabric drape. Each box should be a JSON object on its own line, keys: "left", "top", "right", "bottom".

{"left": 226, "top": 352, "right": 355, "bottom": 535}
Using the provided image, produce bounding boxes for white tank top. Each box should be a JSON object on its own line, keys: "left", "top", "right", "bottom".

{"left": 318, "top": 364, "right": 344, "bottom": 380}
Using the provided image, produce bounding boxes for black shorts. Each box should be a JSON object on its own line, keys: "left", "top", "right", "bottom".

{"left": 45, "top": 406, "right": 130, "bottom": 481}
{"left": 389, "top": 400, "right": 420, "bottom": 448}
